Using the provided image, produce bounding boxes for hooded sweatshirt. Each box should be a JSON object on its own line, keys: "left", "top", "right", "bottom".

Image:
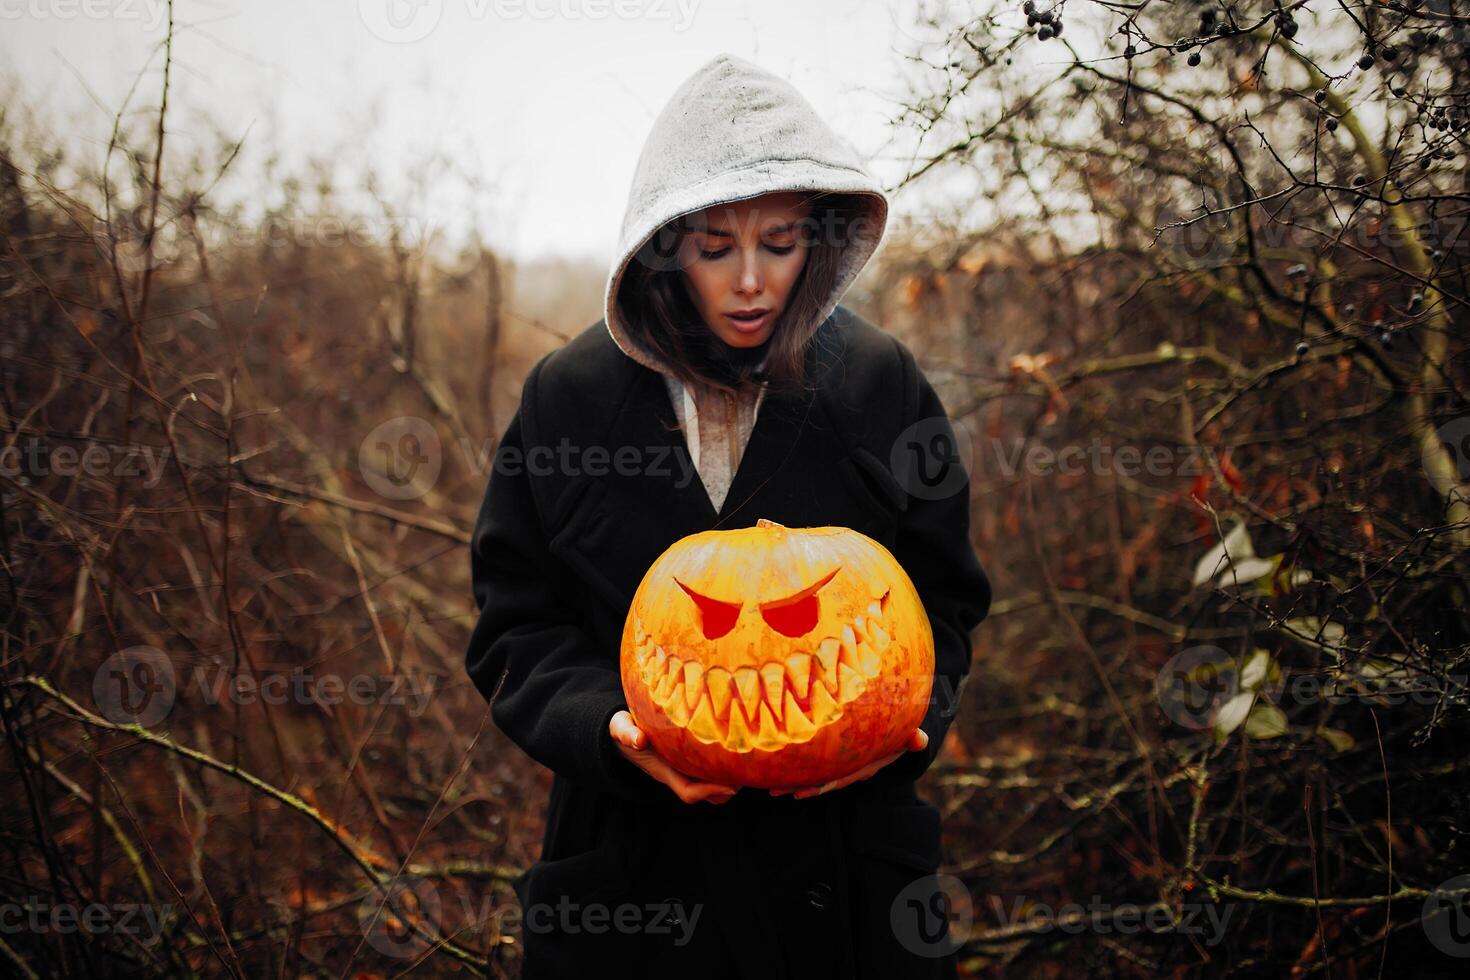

{"left": 604, "top": 54, "right": 889, "bottom": 512}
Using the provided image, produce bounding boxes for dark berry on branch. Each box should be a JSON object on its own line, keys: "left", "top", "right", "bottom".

{"left": 1039, "top": 25, "right": 1053, "bottom": 39}
{"left": 1358, "top": 54, "right": 1375, "bottom": 69}
{"left": 1052, "top": 19, "right": 1063, "bottom": 36}
{"left": 1023, "top": 0, "right": 1034, "bottom": 13}
{"left": 1380, "top": 330, "right": 1394, "bottom": 347}
{"left": 1314, "top": 89, "right": 1327, "bottom": 104}
{"left": 1326, "top": 119, "right": 1339, "bottom": 131}
{"left": 1188, "top": 51, "right": 1202, "bottom": 66}
{"left": 1295, "top": 341, "right": 1310, "bottom": 357}
{"left": 1038, "top": 9, "right": 1052, "bottom": 23}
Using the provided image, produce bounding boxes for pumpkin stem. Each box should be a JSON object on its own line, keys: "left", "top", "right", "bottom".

{"left": 755, "top": 518, "right": 786, "bottom": 529}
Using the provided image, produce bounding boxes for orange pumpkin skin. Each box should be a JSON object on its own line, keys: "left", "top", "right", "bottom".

{"left": 619, "top": 519, "right": 934, "bottom": 789}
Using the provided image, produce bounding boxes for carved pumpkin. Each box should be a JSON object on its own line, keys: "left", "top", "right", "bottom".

{"left": 620, "top": 519, "right": 933, "bottom": 788}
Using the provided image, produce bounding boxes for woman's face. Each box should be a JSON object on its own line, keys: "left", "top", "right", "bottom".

{"left": 677, "top": 192, "right": 814, "bottom": 349}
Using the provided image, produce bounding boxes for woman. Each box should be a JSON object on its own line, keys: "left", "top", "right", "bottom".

{"left": 466, "top": 53, "right": 991, "bottom": 978}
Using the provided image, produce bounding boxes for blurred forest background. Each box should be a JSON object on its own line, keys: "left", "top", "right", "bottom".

{"left": 3, "top": 0, "right": 1470, "bottom": 976}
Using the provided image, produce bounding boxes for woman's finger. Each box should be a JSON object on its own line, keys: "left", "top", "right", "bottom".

{"left": 609, "top": 714, "right": 739, "bottom": 803}
{"left": 664, "top": 767, "right": 737, "bottom": 804}
{"left": 789, "top": 746, "right": 909, "bottom": 799}
{"left": 608, "top": 710, "right": 645, "bottom": 750}
{"left": 793, "top": 773, "right": 849, "bottom": 799}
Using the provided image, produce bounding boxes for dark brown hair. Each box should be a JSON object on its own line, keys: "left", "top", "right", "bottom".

{"left": 615, "top": 191, "right": 871, "bottom": 399}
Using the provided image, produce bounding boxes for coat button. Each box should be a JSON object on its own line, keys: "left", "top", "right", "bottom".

{"left": 806, "top": 881, "right": 833, "bottom": 910}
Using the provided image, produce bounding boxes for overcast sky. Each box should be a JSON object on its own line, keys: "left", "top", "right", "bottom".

{"left": 3, "top": 0, "right": 970, "bottom": 261}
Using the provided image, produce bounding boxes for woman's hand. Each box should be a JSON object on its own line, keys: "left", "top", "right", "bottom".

{"left": 768, "top": 728, "right": 929, "bottom": 800}
{"left": 609, "top": 710, "right": 740, "bottom": 805}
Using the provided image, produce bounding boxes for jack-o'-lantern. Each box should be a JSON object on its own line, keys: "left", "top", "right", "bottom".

{"left": 620, "top": 519, "right": 933, "bottom": 788}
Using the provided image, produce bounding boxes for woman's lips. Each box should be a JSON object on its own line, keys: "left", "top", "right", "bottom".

{"left": 724, "top": 310, "right": 772, "bottom": 334}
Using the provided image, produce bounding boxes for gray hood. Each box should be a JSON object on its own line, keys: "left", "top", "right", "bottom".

{"left": 604, "top": 53, "right": 890, "bottom": 377}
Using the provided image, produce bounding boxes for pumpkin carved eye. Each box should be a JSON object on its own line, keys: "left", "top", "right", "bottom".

{"left": 760, "top": 567, "right": 840, "bottom": 638}
{"left": 675, "top": 579, "right": 741, "bottom": 639}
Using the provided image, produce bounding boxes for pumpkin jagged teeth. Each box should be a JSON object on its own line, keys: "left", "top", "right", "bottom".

{"left": 853, "top": 616, "right": 867, "bottom": 641}
{"left": 724, "top": 697, "right": 753, "bottom": 752}
{"left": 837, "top": 662, "right": 865, "bottom": 703}
{"left": 856, "top": 640, "right": 882, "bottom": 678}
{"left": 868, "top": 621, "right": 891, "bottom": 653}
{"left": 866, "top": 600, "right": 883, "bottom": 620}
{"left": 815, "top": 638, "right": 841, "bottom": 695}
{"left": 687, "top": 691, "right": 721, "bottom": 743}
{"left": 839, "top": 625, "right": 862, "bottom": 672}
{"left": 733, "top": 667, "right": 761, "bottom": 724}
{"left": 760, "top": 663, "right": 786, "bottom": 723}
{"left": 705, "top": 668, "right": 734, "bottom": 722}
{"left": 653, "top": 667, "right": 678, "bottom": 702}
{"left": 645, "top": 648, "right": 668, "bottom": 683}
{"left": 665, "top": 655, "right": 682, "bottom": 680}
{"left": 683, "top": 662, "right": 705, "bottom": 709}
{"left": 752, "top": 701, "right": 784, "bottom": 751}
{"left": 782, "top": 689, "right": 818, "bottom": 738}
{"left": 664, "top": 682, "right": 691, "bottom": 725}
{"left": 784, "top": 654, "right": 812, "bottom": 701}
{"left": 807, "top": 676, "right": 841, "bottom": 725}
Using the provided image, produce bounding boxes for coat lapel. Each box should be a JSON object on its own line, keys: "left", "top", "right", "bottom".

{"left": 711, "top": 379, "right": 819, "bottom": 527}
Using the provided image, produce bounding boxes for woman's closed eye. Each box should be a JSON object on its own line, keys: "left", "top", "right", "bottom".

{"left": 698, "top": 242, "right": 797, "bottom": 259}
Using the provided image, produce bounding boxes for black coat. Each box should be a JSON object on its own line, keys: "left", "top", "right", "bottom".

{"left": 466, "top": 305, "right": 992, "bottom": 978}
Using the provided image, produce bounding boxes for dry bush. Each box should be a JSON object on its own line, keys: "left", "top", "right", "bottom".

{"left": 864, "top": 1, "right": 1470, "bottom": 975}
{"left": 0, "top": 69, "right": 587, "bottom": 976}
